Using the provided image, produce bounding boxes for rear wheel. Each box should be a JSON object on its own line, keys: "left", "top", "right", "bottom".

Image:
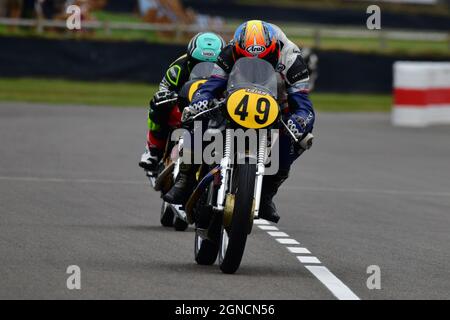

{"left": 219, "top": 163, "right": 256, "bottom": 274}
{"left": 160, "top": 201, "right": 174, "bottom": 227}
{"left": 195, "top": 234, "right": 219, "bottom": 265}
{"left": 193, "top": 186, "right": 220, "bottom": 265}
{"left": 174, "top": 216, "right": 188, "bottom": 231}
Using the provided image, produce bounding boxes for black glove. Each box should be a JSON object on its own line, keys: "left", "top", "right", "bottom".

{"left": 181, "top": 98, "right": 211, "bottom": 123}
{"left": 151, "top": 90, "right": 177, "bottom": 107}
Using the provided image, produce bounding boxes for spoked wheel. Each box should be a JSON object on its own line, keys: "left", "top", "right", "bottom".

{"left": 160, "top": 201, "right": 174, "bottom": 227}
{"left": 218, "top": 227, "right": 229, "bottom": 265}
{"left": 219, "top": 163, "right": 256, "bottom": 274}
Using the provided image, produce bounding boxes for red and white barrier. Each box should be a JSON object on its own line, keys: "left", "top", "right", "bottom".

{"left": 392, "top": 61, "right": 450, "bottom": 127}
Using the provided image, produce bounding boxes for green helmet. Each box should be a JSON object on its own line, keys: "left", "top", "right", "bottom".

{"left": 187, "top": 32, "right": 226, "bottom": 63}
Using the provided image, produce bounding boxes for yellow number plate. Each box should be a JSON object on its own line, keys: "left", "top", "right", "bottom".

{"left": 188, "top": 79, "right": 207, "bottom": 102}
{"left": 226, "top": 89, "right": 279, "bottom": 129}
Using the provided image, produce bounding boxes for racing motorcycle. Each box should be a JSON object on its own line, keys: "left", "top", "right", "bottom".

{"left": 181, "top": 57, "right": 313, "bottom": 274}
{"left": 148, "top": 62, "right": 215, "bottom": 231}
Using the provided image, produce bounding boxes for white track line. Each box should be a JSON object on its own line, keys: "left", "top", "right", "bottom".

{"left": 258, "top": 225, "right": 279, "bottom": 231}
{"left": 275, "top": 238, "right": 300, "bottom": 245}
{"left": 257, "top": 219, "right": 360, "bottom": 300}
{"left": 0, "top": 176, "right": 147, "bottom": 185}
{"left": 305, "top": 266, "right": 360, "bottom": 300}
{"left": 287, "top": 247, "right": 311, "bottom": 254}
{"left": 267, "top": 231, "right": 289, "bottom": 237}
{"left": 285, "top": 185, "right": 450, "bottom": 198}
{"left": 1, "top": 176, "right": 449, "bottom": 198}
{"left": 253, "top": 219, "right": 270, "bottom": 225}
{"left": 297, "top": 256, "right": 321, "bottom": 264}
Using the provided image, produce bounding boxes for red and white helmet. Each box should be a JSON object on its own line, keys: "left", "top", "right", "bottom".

{"left": 233, "top": 20, "right": 280, "bottom": 64}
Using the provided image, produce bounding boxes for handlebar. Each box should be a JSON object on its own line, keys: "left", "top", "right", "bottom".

{"left": 279, "top": 118, "right": 314, "bottom": 149}
{"left": 182, "top": 98, "right": 314, "bottom": 149}
{"left": 154, "top": 96, "right": 178, "bottom": 106}
{"left": 279, "top": 118, "right": 299, "bottom": 143}
{"left": 182, "top": 99, "right": 225, "bottom": 124}
{"left": 192, "top": 99, "right": 224, "bottom": 120}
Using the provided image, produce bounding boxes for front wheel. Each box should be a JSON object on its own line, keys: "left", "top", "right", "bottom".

{"left": 219, "top": 163, "right": 256, "bottom": 274}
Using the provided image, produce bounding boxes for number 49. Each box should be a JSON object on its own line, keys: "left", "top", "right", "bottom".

{"left": 234, "top": 94, "right": 271, "bottom": 125}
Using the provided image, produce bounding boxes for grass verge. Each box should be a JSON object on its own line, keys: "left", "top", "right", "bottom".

{"left": 0, "top": 78, "right": 392, "bottom": 112}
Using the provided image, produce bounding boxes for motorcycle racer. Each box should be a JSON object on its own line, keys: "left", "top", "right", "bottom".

{"left": 164, "top": 20, "right": 315, "bottom": 224}
{"left": 139, "top": 32, "right": 226, "bottom": 172}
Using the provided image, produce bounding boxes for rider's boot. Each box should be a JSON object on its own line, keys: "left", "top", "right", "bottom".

{"left": 139, "top": 146, "right": 163, "bottom": 172}
{"left": 163, "top": 163, "right": 197, "bottom": 205}
{"left": 258, "top": 168, "right": 290, "bottom": 223}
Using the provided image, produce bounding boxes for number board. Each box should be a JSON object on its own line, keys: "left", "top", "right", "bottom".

{"left": 226, "top": 88, "right": 279, "bottom": 129}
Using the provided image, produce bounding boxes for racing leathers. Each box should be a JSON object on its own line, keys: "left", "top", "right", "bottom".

{"left": 139, "top": 54, "right": 200, "bottom": 171}
{"left": 168, "top": 24, "right": 316, "bottom": 223}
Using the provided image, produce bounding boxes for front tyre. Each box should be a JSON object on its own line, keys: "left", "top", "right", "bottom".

{"left": 219, "top": 163, "right": 256, "bottom": 274}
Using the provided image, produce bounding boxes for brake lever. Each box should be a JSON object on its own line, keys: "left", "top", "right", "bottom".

{"left": 279, "top": 118, "right": 314, "bottom": 149}
{"left": 183, "top": 99, "right": 225, "bottom": 124}
{"left": 279, "top": 118, "right": 299, "bottom": 144}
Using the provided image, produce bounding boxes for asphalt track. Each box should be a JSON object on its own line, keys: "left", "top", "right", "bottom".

{"left": 0, "top": 102, "right": 449, "bottom": 300}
